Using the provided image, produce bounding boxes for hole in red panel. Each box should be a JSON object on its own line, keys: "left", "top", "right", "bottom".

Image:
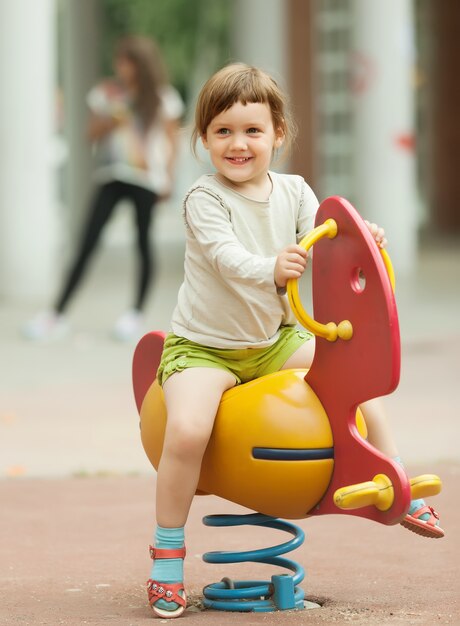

{"left": 351, "top": 267, "right": 366, "bottom": 293}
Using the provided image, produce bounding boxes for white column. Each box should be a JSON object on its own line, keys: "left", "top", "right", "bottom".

{"left": 62, "top": 0, "right": 101, "bottom": 239}
{"left": 0, "top": 0, "right": 58, "bottom": 299}
{"left": 232, "top": 0, "right": 287, "bottom": 86}
{"left": 351, "top": 0, "right": 418, "bottom": 274}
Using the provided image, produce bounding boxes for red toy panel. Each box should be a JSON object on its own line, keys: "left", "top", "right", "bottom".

{"left": 307, "top": 197, "right": 410, "bottom": 523}
{"left": 132, "top": 330, "right": 166, "bottom": 413}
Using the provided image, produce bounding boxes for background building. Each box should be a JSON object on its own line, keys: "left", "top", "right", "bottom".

{"left": 0, "top": 0, "right": 458, "bottom": 299}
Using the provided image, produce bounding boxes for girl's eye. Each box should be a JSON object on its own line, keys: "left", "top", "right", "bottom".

{"left": 217, "top": 128, "right": 231, "bottom": 135}
{"left": 247, "top": 127, "right": 261, "bottom": 134}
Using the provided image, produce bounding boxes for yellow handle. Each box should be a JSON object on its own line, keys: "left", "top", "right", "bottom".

{"left": 287, "top": 220, "right": 396, "bottom": 341}
{"left": 287, "top": 219, "right": 353, "bottom": 342}
{"left": 380, "top": 248, "right": 396, "bottom": 292}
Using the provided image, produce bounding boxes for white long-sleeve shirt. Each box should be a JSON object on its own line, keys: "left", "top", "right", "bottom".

{"left": 171, "top": 172, "right": 319, "bottom": 348}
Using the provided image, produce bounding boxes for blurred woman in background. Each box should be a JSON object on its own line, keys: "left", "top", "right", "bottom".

{"left": 24, "top": 36, "right": 184, "bottom": 341}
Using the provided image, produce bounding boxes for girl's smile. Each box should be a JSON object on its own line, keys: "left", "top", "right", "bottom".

{"left": 225, "top": 156, "right": 253, "bottom": 164}
{"left": 202, "top": 101, "right": 284, "bottom": 198}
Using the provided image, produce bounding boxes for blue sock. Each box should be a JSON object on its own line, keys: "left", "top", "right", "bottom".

{"left": 149, "top": 526, "right": 185, "bottom": 611}
{"left": 393, "top": 457, "right": 431, "bottom": 521}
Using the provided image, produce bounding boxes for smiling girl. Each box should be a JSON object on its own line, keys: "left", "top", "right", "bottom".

{"left": 145, "top": 63, "right": 443, "bottom": 619}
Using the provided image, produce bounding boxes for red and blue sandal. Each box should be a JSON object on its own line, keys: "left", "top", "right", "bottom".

{"left": 401, "top": 505, "right": 444, "bottom": 539}
{"left": 147, "top": 546, "right": 187, "bottom": 619}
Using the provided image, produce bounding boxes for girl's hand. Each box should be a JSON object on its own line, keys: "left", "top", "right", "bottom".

{"left": 87, "top": 112, "right": 127, "bottom": 142}
{"left": 274, "top": 245, "right": 308, "bottom": 289}
{"left": 364, "top": 220, "right": 387, "bottom": 249}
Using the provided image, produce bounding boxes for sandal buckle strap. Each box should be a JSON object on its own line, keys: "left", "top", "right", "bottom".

{"left": 411, "top": 505, "right": 439, "bottom": 523}
{"left": 429, "top": 506, "right": 440, "bottom": 520}
{"left": 147, "top": 579, "right": 186, "bottom": 608}
{"left": 149, "top": 545, "right": 186, "bottom": 560}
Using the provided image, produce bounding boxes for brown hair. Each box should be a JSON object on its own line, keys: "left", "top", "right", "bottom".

{"left": 115, "top": 36, "right": 168, "bottom": 129}
{"left": 191, "top": 63, "right": 296, "bottom": 158}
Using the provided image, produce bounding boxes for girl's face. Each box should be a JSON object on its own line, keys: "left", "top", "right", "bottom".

{"left": 202, "top": 101, "right": 284, "bottom": 193}
{"left": 114, "top": 55, "right": 137, "bottom": 89}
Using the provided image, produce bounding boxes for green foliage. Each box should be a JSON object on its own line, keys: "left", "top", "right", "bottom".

{"left": 101, "top": 0, "right": 232, "bottom": 101}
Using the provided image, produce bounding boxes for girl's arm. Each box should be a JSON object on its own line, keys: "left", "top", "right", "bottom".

{"left": 85, "top": 81, "right": 128, "bottom": 143}
{"left": 296, "top": 180, "right": 320, "bottom": 243}
{"left": 86, "top": 111, "right": 126, "bottom": 142}
{"left": 185, "top": 190, "right": 279, "bottom": 289}
{"left": 162, "top": 118, "right": 181, "bottom": 199}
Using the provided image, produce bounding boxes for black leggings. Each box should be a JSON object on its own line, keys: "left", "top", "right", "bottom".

{"left": 55, "top": 180, "right": 157, "bottom": 313}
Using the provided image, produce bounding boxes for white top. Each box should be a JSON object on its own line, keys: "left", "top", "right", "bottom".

{"left": 171, "top": 172, "right": 319, "bottom": 348}
{"left": 87, "top": 80, "right": 184, "bottom": 195}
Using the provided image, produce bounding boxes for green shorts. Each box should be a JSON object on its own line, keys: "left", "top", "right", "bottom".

{"left": 157, "top": 326, "right": 313, "bottom": 387}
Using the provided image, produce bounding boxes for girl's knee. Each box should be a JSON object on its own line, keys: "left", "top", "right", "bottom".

{"left": 164, "top": 417, "right": 211, "bottom": 458}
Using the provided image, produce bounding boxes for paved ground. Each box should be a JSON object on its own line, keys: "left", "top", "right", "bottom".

{"left": 1, "top": 222, "right": 459, "bottom": 624}
{"left": 0, "top": 464, "right": 458, "bottom": 625}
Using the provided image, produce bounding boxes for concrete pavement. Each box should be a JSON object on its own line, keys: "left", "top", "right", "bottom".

{"left": 0, "top": 465, "right": 458, "bottom": 625}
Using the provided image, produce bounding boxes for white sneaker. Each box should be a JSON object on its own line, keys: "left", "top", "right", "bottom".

{"left": 112, "top": 309, "right": 144, "bottom": 342}
{"left": 22, "top": 311, "right": 70, "bottom": 341}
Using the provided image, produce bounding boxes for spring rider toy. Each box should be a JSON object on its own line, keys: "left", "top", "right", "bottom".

{"left": 132, "top": 196, "right": 442, "bottom": 612}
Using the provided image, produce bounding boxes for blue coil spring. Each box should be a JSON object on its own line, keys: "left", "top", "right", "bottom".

{"left": 202, "top": 513, "right": 306, "bottom": 612}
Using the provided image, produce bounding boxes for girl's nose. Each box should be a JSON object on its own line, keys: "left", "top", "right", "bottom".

{"left": 230, "top": 133, "right": 248, "bottom": 150}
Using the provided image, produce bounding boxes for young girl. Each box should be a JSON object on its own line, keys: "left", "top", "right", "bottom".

{"left": 24, "top": 36, "right": 183, "bottom": 341}
{"left": 147, "top": 63, "right": 443, "bottom": 618}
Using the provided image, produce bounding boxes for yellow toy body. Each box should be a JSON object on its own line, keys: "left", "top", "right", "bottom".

{"left": 141, "top": 368, "right": 366, "bottom": 519}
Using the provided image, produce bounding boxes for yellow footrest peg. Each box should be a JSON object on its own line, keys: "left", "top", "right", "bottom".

{"left": 334, "top": 474, "right": 394, "bottom": 512}
{"left": 409, "top": 474, "right": 442, "bottom": 500}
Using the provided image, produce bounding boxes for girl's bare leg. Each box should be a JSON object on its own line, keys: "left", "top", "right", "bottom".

{"left": 281, "top": 336, "right": 315, "bottom": 371}
{"left": 148, "top": 367, "right": 236, "bottom": 615}
{"left": 359, "top": 398, "right": 398, "bottom": 457}
{"left": 156, "top": 367, "right": 236, "bottom": 528}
